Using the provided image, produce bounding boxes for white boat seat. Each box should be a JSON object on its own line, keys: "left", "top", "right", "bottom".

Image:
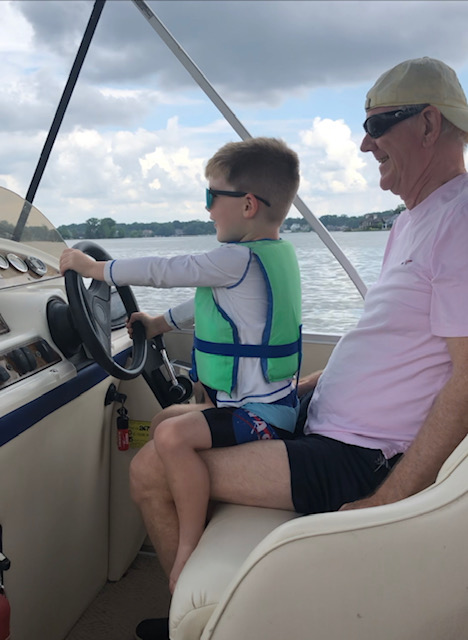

{"left": 170, "top": 434, "right": 468, "bottom": 640}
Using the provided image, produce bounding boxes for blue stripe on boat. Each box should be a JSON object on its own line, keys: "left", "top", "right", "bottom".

{"left": 0, "top": 348, "right": 131, "bottom": 447}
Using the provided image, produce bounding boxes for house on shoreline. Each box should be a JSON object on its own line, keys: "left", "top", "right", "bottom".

{"left": 359, "top": 211, "right": 400, "bottom": 230}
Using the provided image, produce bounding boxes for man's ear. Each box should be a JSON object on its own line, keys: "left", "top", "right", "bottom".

{"left": 421, "top": 106, "right": 442, "bottom": 146}
{"left": 243, "top": 193, "right": 259, "bottom": 219}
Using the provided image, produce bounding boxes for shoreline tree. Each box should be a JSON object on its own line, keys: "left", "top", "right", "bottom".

{"left": 57, "top": 205, "right": 404, "bottom": 240}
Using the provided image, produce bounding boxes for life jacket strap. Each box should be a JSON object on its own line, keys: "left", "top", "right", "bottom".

{"left": 193, "top": 336, "right": 301, "bottom": 358}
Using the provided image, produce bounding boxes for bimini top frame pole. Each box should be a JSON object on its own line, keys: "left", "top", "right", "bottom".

{"left": 132, "top": 0, "right": 367, "bottom": 299}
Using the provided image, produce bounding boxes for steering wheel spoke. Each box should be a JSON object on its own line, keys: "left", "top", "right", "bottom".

{"left": 85, "top": 280, "right": 112, "bottom": 353}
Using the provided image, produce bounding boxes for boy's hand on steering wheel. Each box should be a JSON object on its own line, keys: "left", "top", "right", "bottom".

{"left": 126, "top": 312, "right": 172, "bottom": 340}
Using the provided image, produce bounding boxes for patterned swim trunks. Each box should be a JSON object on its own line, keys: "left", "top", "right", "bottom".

{"left": 202, "top": 406, "right": 292, "bottom": 448}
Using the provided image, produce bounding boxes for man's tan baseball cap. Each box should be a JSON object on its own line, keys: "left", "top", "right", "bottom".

{"left": 365, "top": 57, "right": 468, "bottom": 132}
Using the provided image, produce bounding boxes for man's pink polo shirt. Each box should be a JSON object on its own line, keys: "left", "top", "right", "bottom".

{"left": 306, "top": 173, "right": 468, "bottom": 458}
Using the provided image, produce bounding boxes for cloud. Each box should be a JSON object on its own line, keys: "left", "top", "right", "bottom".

{"left": 0, "top": 0, "right": 466, "bottom": 227}
{"left": 12, "top": 1, "right": 468, "bottom": 103}
{"left": 299, "top": 118, "right": 367, "bottom": 195}
{"left": 0, "top": 1, "right": 33, "bottom": 53}
{"left": 32, "top": 117, "right": 212, "bottom": 225}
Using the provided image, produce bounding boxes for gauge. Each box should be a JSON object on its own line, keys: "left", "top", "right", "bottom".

{"left": 26, "top": 256, "right": 48, "bottom": 277}
{"left": 7, "top": 253, "right": 28, "bottom": 273}
{"left": 0, "top": 255, "right": 8, "bottom": 270}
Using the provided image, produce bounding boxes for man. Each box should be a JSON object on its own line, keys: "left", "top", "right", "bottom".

{"left": 130, "top": 57, "right": 468, "bottom": 640}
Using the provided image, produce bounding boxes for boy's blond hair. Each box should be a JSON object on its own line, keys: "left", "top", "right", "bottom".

{"left": 205, "top": 137, "right": 300, "bottom": 224}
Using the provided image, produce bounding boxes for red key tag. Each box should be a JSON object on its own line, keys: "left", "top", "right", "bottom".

{"left": 117, "top": 406, "right": 129, "bottom": 451}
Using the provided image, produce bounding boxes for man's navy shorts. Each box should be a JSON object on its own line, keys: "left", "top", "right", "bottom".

{"left": 285, "top": 390, "right": 401, "bottom": 514}
{"left": 284, "top": 433, "right": 401, "bottom": 514}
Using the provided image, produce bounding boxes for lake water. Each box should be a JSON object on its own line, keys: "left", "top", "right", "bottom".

{"left": 88, "top": 231, "right": 390, "bottom": 334}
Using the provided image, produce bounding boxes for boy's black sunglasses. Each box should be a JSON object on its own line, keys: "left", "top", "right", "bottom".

{"left": 363, "top": 104, "right": 429, "bottom": 139}
{"left": 206, "top": 188, "right": 271, "bottom": 210}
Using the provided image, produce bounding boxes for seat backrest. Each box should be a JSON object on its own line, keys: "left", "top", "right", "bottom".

{"left": 197, "top": 448, "right": 468, "bottom": 640}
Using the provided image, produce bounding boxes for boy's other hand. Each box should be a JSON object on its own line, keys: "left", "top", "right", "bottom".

{"left": 126, "top": 312, "right": 172, "bottom": 340}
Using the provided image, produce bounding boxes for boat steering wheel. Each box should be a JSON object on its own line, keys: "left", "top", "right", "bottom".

{"left": 64, "top": 240, "right": 147, "bottom": 380}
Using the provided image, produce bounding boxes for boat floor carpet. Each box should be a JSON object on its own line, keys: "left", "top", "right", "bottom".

{"left": 65, "top": 551, "right": 171, "bottom": 640}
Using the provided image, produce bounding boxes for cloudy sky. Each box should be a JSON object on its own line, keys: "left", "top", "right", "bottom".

{"left": 1, "top": 0, "right": 468, "bottom": 228}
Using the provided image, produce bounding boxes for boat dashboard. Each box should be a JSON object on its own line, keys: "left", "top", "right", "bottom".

{"left": 0, "top": 184, "right": 188, "bottom": 450}
{"left": 0, "top": 211, "right": 64, "bottom": 393}
{"left": 0, "top": 186, "right": 159, "bottom": 640}
{"left": 0, "top": 186, "right": 133, "bottom": 436}
{"left": 0, "top": 187, "right": 68, "bottom": 404}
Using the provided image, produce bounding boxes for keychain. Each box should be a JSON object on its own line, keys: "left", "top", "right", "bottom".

{"left": 117, "top": 403, "right": 129, "bottom": 451}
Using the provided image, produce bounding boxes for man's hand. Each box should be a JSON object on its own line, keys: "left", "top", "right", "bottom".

{"left": 340, "top": 494, "right": 383, "bottom": 511}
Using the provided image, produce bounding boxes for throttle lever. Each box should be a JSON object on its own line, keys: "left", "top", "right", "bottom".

{"left": 153, "top": 335, "right": 193, "bottom": 403}
{"left": 154, "top": 335, "right": 179, "bottom": 388}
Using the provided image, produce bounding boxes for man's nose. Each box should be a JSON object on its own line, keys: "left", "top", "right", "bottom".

{"left": 360, "top": 132, "right": 375, "bottom": 152}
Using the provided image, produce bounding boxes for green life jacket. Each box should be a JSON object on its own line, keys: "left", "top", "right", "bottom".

{"left": 191, "top": 239, "right": 302, "bottom": 395}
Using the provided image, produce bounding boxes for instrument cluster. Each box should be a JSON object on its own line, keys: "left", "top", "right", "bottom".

{"left": 0, "top": 251, "right": 59, "bottom": 288}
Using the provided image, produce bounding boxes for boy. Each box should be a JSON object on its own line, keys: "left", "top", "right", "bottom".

{"left": 59, "top": 137, "right": 302, "bottom": 591}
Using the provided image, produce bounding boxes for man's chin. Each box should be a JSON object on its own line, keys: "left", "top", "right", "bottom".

{"left": 379, "top": 177, "right": 394, "bottom": 193}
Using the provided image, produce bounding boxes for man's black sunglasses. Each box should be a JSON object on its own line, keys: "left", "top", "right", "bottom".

{"left": 363, "top": 104, "right": 429, "bottom": 139}
{"left": 206, "top": 188, "right": 271, "bottom": 210}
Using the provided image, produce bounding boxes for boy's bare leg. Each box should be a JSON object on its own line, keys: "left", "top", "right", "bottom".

{"left": 129, "top": 436, "right": 294, "bottom": 579}
{"left": 154, "top": 412, "right": 213, "bottom": 592}
{"left": 149, "top": 400, "right": 214, "bottom": 437}
{"left": 128, "top": 400, "right": 213, "bottom": 577}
